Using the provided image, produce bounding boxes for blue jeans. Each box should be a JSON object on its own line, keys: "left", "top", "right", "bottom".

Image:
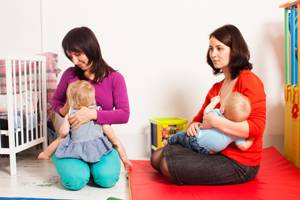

{"left": 169, "top": 131, "right": 209, "bottom": 154}
{"left": 52, "top": 149, "right": 120, "bottom": 190}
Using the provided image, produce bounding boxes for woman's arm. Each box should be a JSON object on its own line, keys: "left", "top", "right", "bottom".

{"left": 203, "top": 113, "right": 249, "bottom": 138}
{"left": 58, "top": 102, "right": 70, "bottom": 117}
{"left": 96, "top": 72, "right": 130, "bottom": 125}
{"left": 188, "top": 83, "right": 220, "bottom": 136}
{"left": 52, "top": 67, "right": 74, "bottom": 116}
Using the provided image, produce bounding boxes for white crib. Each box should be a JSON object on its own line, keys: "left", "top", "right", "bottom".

{"left": 0, "top": 55, "right": 47, "bottom": 175}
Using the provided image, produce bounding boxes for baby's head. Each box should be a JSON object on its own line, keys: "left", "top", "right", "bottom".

{"left": 223, "top": 92, "right": 251, "bottom": 122}
{"left": 67, "top": 80, "right": 95, "bottom": 109}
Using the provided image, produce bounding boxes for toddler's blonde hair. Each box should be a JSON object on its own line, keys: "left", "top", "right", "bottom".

{"left": 66, "top": 80, "right": 95, "bottom": 109}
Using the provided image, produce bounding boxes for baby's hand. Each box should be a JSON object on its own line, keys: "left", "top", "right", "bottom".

{"left": 210, "top": 96, "right": 221, "bottom": 104}
{"left": 122, "top": 158, "right": 133, "bottom": 172}
{"left": 204, "top": 96, "right": 221, "bottom": 115}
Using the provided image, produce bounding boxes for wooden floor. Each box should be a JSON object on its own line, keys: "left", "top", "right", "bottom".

{"left": 0, "top": 147, "right": 129, "bottom": 200}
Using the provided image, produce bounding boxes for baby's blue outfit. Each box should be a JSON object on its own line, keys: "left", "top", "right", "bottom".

{"left": 169, "top": 109, "right": 246, "bottom": 154}
{"left": 55, "top": 107, "right": 113, "bottom": 163}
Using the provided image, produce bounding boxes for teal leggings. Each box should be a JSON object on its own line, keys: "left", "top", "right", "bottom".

{"left": 52, "top": 149, "right": 121, "bottom": 191}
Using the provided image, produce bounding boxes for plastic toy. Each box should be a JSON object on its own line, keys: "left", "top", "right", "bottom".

{"left": 149, "top": 117, "right": 187, "bottom": 153}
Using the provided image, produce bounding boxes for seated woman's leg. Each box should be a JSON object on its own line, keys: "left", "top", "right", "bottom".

{"left": 163, "top": 144, "right": 259, "bottom": 185}
{"left": 159, "top": 157, "right": 175, "bottom": 182}
{"left": 90, "top": 149, "right": 121, "bottom": 188}
{"left": 150, "top": 147, "right": 164, "bottom": 171}
{"left": 52, "top": 155, "right": 90, "bottom": 190}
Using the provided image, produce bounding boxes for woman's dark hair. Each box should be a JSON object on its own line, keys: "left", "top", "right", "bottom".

{"left": 62, "top": 26, "right": 115, "bottom": 82}
{"left": 206, "top": 24, "right": 253, "bottom": 79}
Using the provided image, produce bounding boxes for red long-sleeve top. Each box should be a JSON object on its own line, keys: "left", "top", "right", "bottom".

{"left": 192, "top": 70, "right": 266, "bottom": 166}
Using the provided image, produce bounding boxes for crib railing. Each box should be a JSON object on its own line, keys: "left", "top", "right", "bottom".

{"left": 0, "top": 55, "right": 47, "bottom": 175}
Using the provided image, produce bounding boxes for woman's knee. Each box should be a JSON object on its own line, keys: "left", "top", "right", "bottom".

{"left": 150, "top": 152, "right": 159, "bottom": 170}
{"left": 92, "top": 169, "right": 120, "bottom": 188}
{"left": 60, "top": 172, "right": 90, "bottom": 191}
{"left": 91, "top": 150, "right": 121, "bottom": 188}
{"left": 160, "top": 157, "right": 172, "bottom": 180}
{"left": 150, "top": 148, "right": 164, "bottom": 170}
{"left": 52, "top": 155, "right": 90, "bottom": 190}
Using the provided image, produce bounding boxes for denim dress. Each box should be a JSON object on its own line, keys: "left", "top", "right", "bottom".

{"left": 55, "top": 107, "right": 113, "bottom": 163}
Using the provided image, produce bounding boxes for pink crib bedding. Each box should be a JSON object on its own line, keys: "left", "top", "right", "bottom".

{"left": 0, "top": 52, "right": 60, "bottom": 121}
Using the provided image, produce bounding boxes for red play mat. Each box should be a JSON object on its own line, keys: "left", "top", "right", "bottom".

{"left": 129, "top": 147, "right": 300, "bottom": 200}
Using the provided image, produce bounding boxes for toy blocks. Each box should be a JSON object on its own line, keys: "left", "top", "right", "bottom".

{"left": 149, "top": 117, "right": 188, "bottom": 153}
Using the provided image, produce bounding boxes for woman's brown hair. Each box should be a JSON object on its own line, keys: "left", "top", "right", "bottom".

{"left": 206, "top": 24, "right": 253, "bottom": 79}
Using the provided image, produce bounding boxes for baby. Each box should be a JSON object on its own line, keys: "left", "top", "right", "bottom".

{"left": 38, "top": 80, "right": 132, "bottom": 171}
{"left": 169, "top": 92, "right": 253, "bottom": 154}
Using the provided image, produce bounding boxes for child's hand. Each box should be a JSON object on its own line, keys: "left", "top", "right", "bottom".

{"left": 122, "top": 158, "right": 133, "bottom": 172}
{"left": 204, "top": 96, "right": 220, "bottom": 115}
{"left": 210, "top": 96, "right": 220, "bottom": 104}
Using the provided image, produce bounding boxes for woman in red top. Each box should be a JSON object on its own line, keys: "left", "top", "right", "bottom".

{"left": 151, "top": 24, "right": 266, "bottom": 185}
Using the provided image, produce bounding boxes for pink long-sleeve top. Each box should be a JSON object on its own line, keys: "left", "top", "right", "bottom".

{"left": 52, "top": 67, "right": 130, "bottom": 125}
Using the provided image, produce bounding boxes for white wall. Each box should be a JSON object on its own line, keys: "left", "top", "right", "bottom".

{"left": 1, "top": 0, "right": 286, "bottom": 158}
{"left": 0, "top": 0, "right": 42, "bottom": 55}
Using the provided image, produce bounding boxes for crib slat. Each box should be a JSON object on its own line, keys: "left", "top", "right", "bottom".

{"left": 18, "top": 60, "right": 24, "bottom": 145}
{"left": 28, "top": 60, "right": 34, "bottom": 142}
{"left": 24, "top": 60, "right": 29, "bottom": 145}
{"left": 5, "top": 58, "right": 17, "bottom": 175}
{"left": 12, "top": 60, "right": 17, "bottom": 146}
{"left": 33, "top": 60, "right": 38, "bottom": 138}
{"left": 38, "top": 60, "right": 43, "bottom": 141}
{"left": 41, "top": 57, "right": 47, "bottom": 150}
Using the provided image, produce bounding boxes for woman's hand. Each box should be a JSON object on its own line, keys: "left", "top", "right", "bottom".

{"left": 187, "top": 122, "right": 201, "bottom": 136}
{"left": 59, "top": 102, "right": 70, "bottom": 117}
{"left": 68, "top": 107, "right": 97, "bottom": 129}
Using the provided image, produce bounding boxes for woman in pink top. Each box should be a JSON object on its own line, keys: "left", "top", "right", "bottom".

{"left": 50, "top": 27, "right": 130, "bottom": 190}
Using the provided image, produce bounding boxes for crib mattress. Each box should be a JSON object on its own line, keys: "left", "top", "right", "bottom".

{"left": 128, "top": 147, "right": 300, "bottom": 200}
{"left": 0, "top": 112, "right": 38, "bottom": 130}
{"left": 0, "top": 114, "right": 39, "bottom": 148}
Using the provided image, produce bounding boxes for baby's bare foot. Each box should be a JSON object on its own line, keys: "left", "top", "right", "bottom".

{"left": 37, "top": 152, "right": 50, "bottom": 160}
